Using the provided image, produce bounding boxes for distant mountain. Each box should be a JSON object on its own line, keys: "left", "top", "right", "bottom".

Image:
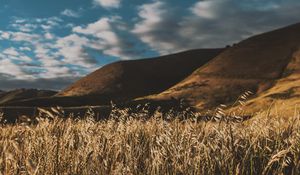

{"left": 0, "top": 89, "right": 57, "bottom": 105}
{"left": 143, "top": 23, "right": 300, "bottom": 114}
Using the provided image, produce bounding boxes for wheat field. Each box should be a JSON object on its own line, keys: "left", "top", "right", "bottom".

{"left": 0, "top": 107, "right": 300, "bottom": 175}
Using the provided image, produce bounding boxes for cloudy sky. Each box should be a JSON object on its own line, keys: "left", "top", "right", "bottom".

{"left": 1, "top": 0, "right": 300, "bottom": 90}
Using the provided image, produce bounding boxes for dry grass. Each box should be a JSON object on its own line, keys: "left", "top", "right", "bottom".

{"left": 0, "top": 107, "right": 300, "bottom": 175}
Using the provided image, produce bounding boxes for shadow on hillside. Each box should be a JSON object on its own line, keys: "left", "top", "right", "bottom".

{"left": 0, "top": 98, "right": 252, "bottom": 124}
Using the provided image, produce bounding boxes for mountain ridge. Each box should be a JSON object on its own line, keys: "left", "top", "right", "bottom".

{"left": 0, "top": 89, "right": 57, "bottom": 105}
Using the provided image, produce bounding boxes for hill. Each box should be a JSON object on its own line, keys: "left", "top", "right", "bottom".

{"left": 5, "top": 49, "right": 223, "bottom": 107}
{"left": 0, "top": 89, "right": 57, "bottom": 105}
{"left": 57, "top": 49, "right": 224, "bottom": 100}
{"left": 143, "top": 23, "right": 300, "bottom": 113}
{"left": 228, "top": 47, "right": 300, "bottom": 117}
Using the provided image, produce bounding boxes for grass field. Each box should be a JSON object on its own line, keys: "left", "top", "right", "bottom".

{"left": 0, "top": 108, "right": 300, "bottom": 175}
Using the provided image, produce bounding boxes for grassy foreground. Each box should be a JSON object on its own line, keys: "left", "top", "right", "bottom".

{"left": 0, "top": 109, "right": 300, "bottom": 175}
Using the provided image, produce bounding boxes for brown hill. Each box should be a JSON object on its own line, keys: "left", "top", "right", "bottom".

{"left": 0, "top": 89, "right": 57, "bottom": 105}
{"left": 144, "top": 23, "right": 300, "bottom": 112}
{"left": 228, "top": 47, "right": 300, "bottom": 117}
{"left": 5, "top": 49, "right": 223, "bottom": 107}
{"left": 57, "top": 49, "right": 224, "bottom": 101}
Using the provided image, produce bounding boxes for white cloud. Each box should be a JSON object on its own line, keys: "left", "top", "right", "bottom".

{"left": 0, "top": 59, "right": 23, "bottom": 77}
{"left": 0, "top": 59, "right": 33, "bottom": 79}
{"left": 19, "top": 55, "right": 32, "bottom": 62}
{"left": 11, "top": 23, "right": 38, "bottom": 32}
{"left": 39, "top": 65, "right": 71, "bottom": 79}
{"left": 44, "top": 32, "right": 54, "bottom": 40}
{"left": 2, "top": 47, "right": 32, "bottom": 62}
{"left": 15, "top": 19, "right": 26, "bottom": 24}
{"left": 35, "top": 17, "right": 63, "bottom": 23}
{"left": 0, "top": 16, "right": 84, "bottom": 85}
{"left": 55, "top": 34, "right": 95, "bottom": 68}
{"left": 132, "top": 2, "right": 184, "bottom": 54}
{"left": 61, "top": 9, "right": 80, "bottom": 18}
{"left": 35, "top": 17, "right": 63, "bottom": 31}
{"left": 3, "top": 47, "right": 19, "bottom": 56}
{"left": 73, "top": 18, "right": 111, "bottom": 34}
{"left": 72, "top": 17, "right": 136, "bottom": 59}
{"left": 132, "top": 0, "right": 300, "bottom": 55}
{"left": 0, "top": 31, "right": 10, "bottom": 40}
{"left": 40, "top": 56, "right": 61, "bottom": 67}
{"left": 66, "top": 23, "right": 75, "bottom": 28}
{"left": 34, "top": 45, "right": 50, "bottom": 58}
{"left": 191, "top": 0, "right": 223, "bottom": 19}
{"left": 132, "top": 2, "right": 165, "bottom": 34}
{"left": 10, "top": 32, "right": 40, "bottom": 43}
{"left": 19, "top": 47, "right": 31, "bottom": 51}
{"left": 73, "top": 18, "right": 119, "bottom": 45}
{"left": 93, "top": 0, "right": 121, "bottom": 9}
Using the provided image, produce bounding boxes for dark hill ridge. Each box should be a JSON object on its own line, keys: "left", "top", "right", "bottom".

{"left": 0, "top": 90, "right": 5, "bottom": 95}
{"left": 4, "top": 49, "right": 224, "bottom": 107}
{"left": 0, "top": 89, "right": 57, "bottom": 105}
{"left": 145, "top": 22, "right": 300, "bottom": 110}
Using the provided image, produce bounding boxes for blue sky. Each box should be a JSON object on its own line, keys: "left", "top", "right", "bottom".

{"left": 1, "top": 0, "right": 300, "bottom": 90}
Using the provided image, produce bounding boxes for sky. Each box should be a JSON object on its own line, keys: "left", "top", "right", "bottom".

{"left": 0, "top": 0, "right": 300, "bottom": 90}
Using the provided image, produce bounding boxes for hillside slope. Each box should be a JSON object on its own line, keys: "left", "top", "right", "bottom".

{"left": 0, "top": 89, "right": 57, "bottom": 105}
{"left": 228, "top": 47, "right": 300, "bottom": 117}
{"left": 145, "top": 23, "right": 300, "bottom": 111}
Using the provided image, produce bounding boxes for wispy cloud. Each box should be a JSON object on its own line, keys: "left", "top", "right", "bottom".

{"left": 0, "top": 59, "right": 33, "bottom": 80}
{"left": 2, "top": 47, "right": 32, "bottom": 62}
{"left": 132, "top": 1, "right": 185, "bottom": 54}
{"left": 3, "top": 47, "right": 19, "bottom": 57}
{"left": 73, "top": 17, "right": 123, "bottom": 57}
{"left": 0, "top": 16, "right": 77, "bottom": 84}
{"left": 93, "top": 0, "right": 122, "bottom": 9}
{"left": 61, "top": 9, "right": 81, "bottom": 18}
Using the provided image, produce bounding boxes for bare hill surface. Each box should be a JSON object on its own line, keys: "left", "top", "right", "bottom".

{"left": 228, "top": 47, "right": 300, "bottom": 117}
{"left": 0, "top": 89, "right": 57, "bottom": 105}
{"left": 144, "top": 23, "right": 300, "bottom": 111}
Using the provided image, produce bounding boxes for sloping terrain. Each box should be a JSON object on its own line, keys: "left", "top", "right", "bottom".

{"left": 4, "top": 49, "right": 223, "bottom": 107}
{"left": 144, "top": 23, "right": 300, "bottom": 112}
{"left": 228, "top": 47, "right": 300, "bottom": 117}
{"left": 0, "top": 89, "right": 57, "bottom": 105}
